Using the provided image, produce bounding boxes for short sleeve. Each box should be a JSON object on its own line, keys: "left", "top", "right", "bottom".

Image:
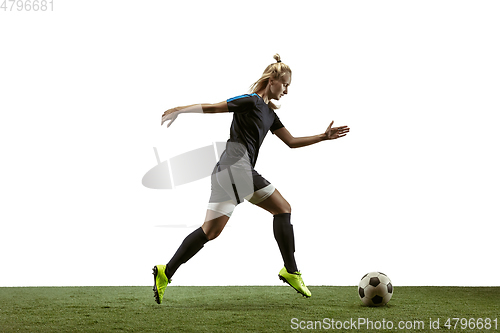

{"left": 270, "top": 112, "right": 284, "bottom": 134}
{"left": 226, "top": 94, "right": 256, "bottom": 114}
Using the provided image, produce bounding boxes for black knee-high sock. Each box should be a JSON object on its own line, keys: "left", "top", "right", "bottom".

{"left": 165, "top": 227, "right": 208, "bottom": 280}
{"left": 273, "top": 213, "right": 298, "bottom": 274}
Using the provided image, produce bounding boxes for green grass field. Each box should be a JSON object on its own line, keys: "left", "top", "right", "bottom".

{"left": 0, "top": 286, "right": 498, "bottom": 332}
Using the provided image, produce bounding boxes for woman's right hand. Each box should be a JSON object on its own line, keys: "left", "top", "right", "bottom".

{"left": 161, "top": 108, "right": 180, "bottom": 127}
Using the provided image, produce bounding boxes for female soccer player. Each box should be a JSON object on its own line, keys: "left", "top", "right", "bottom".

{"left": 153, "top": 54, "right": 349, "bottom": 304}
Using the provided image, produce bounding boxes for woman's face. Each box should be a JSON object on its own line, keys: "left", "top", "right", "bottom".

{"left": 269, "top": 72, "right": 291, "bottom": 101}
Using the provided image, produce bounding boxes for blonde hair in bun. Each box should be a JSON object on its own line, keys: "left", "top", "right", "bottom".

{"left": 249, "top": 53, "right": 291, "bottom": 110}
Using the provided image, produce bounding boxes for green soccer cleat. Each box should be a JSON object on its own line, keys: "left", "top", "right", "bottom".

{"left": 152, "top": 265, "right": 171, "bottom": 304}
{"left": 278, "top": 267, "right": 312, "bottom": 298}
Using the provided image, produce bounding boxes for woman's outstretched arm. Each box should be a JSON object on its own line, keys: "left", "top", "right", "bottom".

{"left": 161, "top": 101, "right": 229, "bottom": 127}
{"left": 274, "top": 121, "right": 350, "bottom": 148}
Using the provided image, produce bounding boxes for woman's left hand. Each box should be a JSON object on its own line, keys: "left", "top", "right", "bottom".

{"left": 324, "top": 121, "right": 350, "bottom": 140}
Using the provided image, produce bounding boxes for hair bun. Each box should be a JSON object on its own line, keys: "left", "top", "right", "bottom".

{"left": 273, "top": 53, "right": 282, "bottom": 63}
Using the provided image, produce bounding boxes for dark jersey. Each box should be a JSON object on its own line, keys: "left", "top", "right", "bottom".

{"left": 220, "top": 93, "right": 284, "bottom": 168}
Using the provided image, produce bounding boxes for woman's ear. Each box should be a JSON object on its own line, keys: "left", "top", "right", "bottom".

{"left": 267, "top": 79, "right": 275, "bottom": 93}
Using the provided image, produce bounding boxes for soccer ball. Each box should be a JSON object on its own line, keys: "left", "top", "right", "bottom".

{"left": 358, "top": 272, "right": 393, "bottom": 307}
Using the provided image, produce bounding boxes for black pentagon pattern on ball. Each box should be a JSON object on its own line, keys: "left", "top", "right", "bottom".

{"left": 358, "top": 272, "right": 393, "bottom": 307}
{"left": 372, "top": 295, "right": 383, "bottom": 305}
{"left": 369, "top": 277, "right": 380, "bottom": 287}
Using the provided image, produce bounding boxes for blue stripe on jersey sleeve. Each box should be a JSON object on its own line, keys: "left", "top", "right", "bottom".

{"left": 227, "top": 93, "right": 259, "bottom": 102}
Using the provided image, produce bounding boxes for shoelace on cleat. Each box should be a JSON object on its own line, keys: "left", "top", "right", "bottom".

{"left": 294, "top": 271, "right": 306, "bottom": 287}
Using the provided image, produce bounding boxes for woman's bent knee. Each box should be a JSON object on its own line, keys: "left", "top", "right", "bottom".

{"left": 276, "top": 203, "right": 291, "bottom": 215}
{"left": 202, "top": 211, "right": 230, "bottom": 241}
{"left": 202, "top": 225, "right": 222, "bottom": 241}
{"left": 256, "top": 189, "right": 292, "bottom": 215}
{"left": 204, "top": 230, "right": 220, "bottom": 241}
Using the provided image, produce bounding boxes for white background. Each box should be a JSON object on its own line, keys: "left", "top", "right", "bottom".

{"left": 1, "top": 0, "right": 499, "bottom": 287}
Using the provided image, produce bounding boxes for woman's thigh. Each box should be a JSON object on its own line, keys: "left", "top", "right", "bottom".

{"left": 254, "top": 188, "right": 291, "bottom": 215}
